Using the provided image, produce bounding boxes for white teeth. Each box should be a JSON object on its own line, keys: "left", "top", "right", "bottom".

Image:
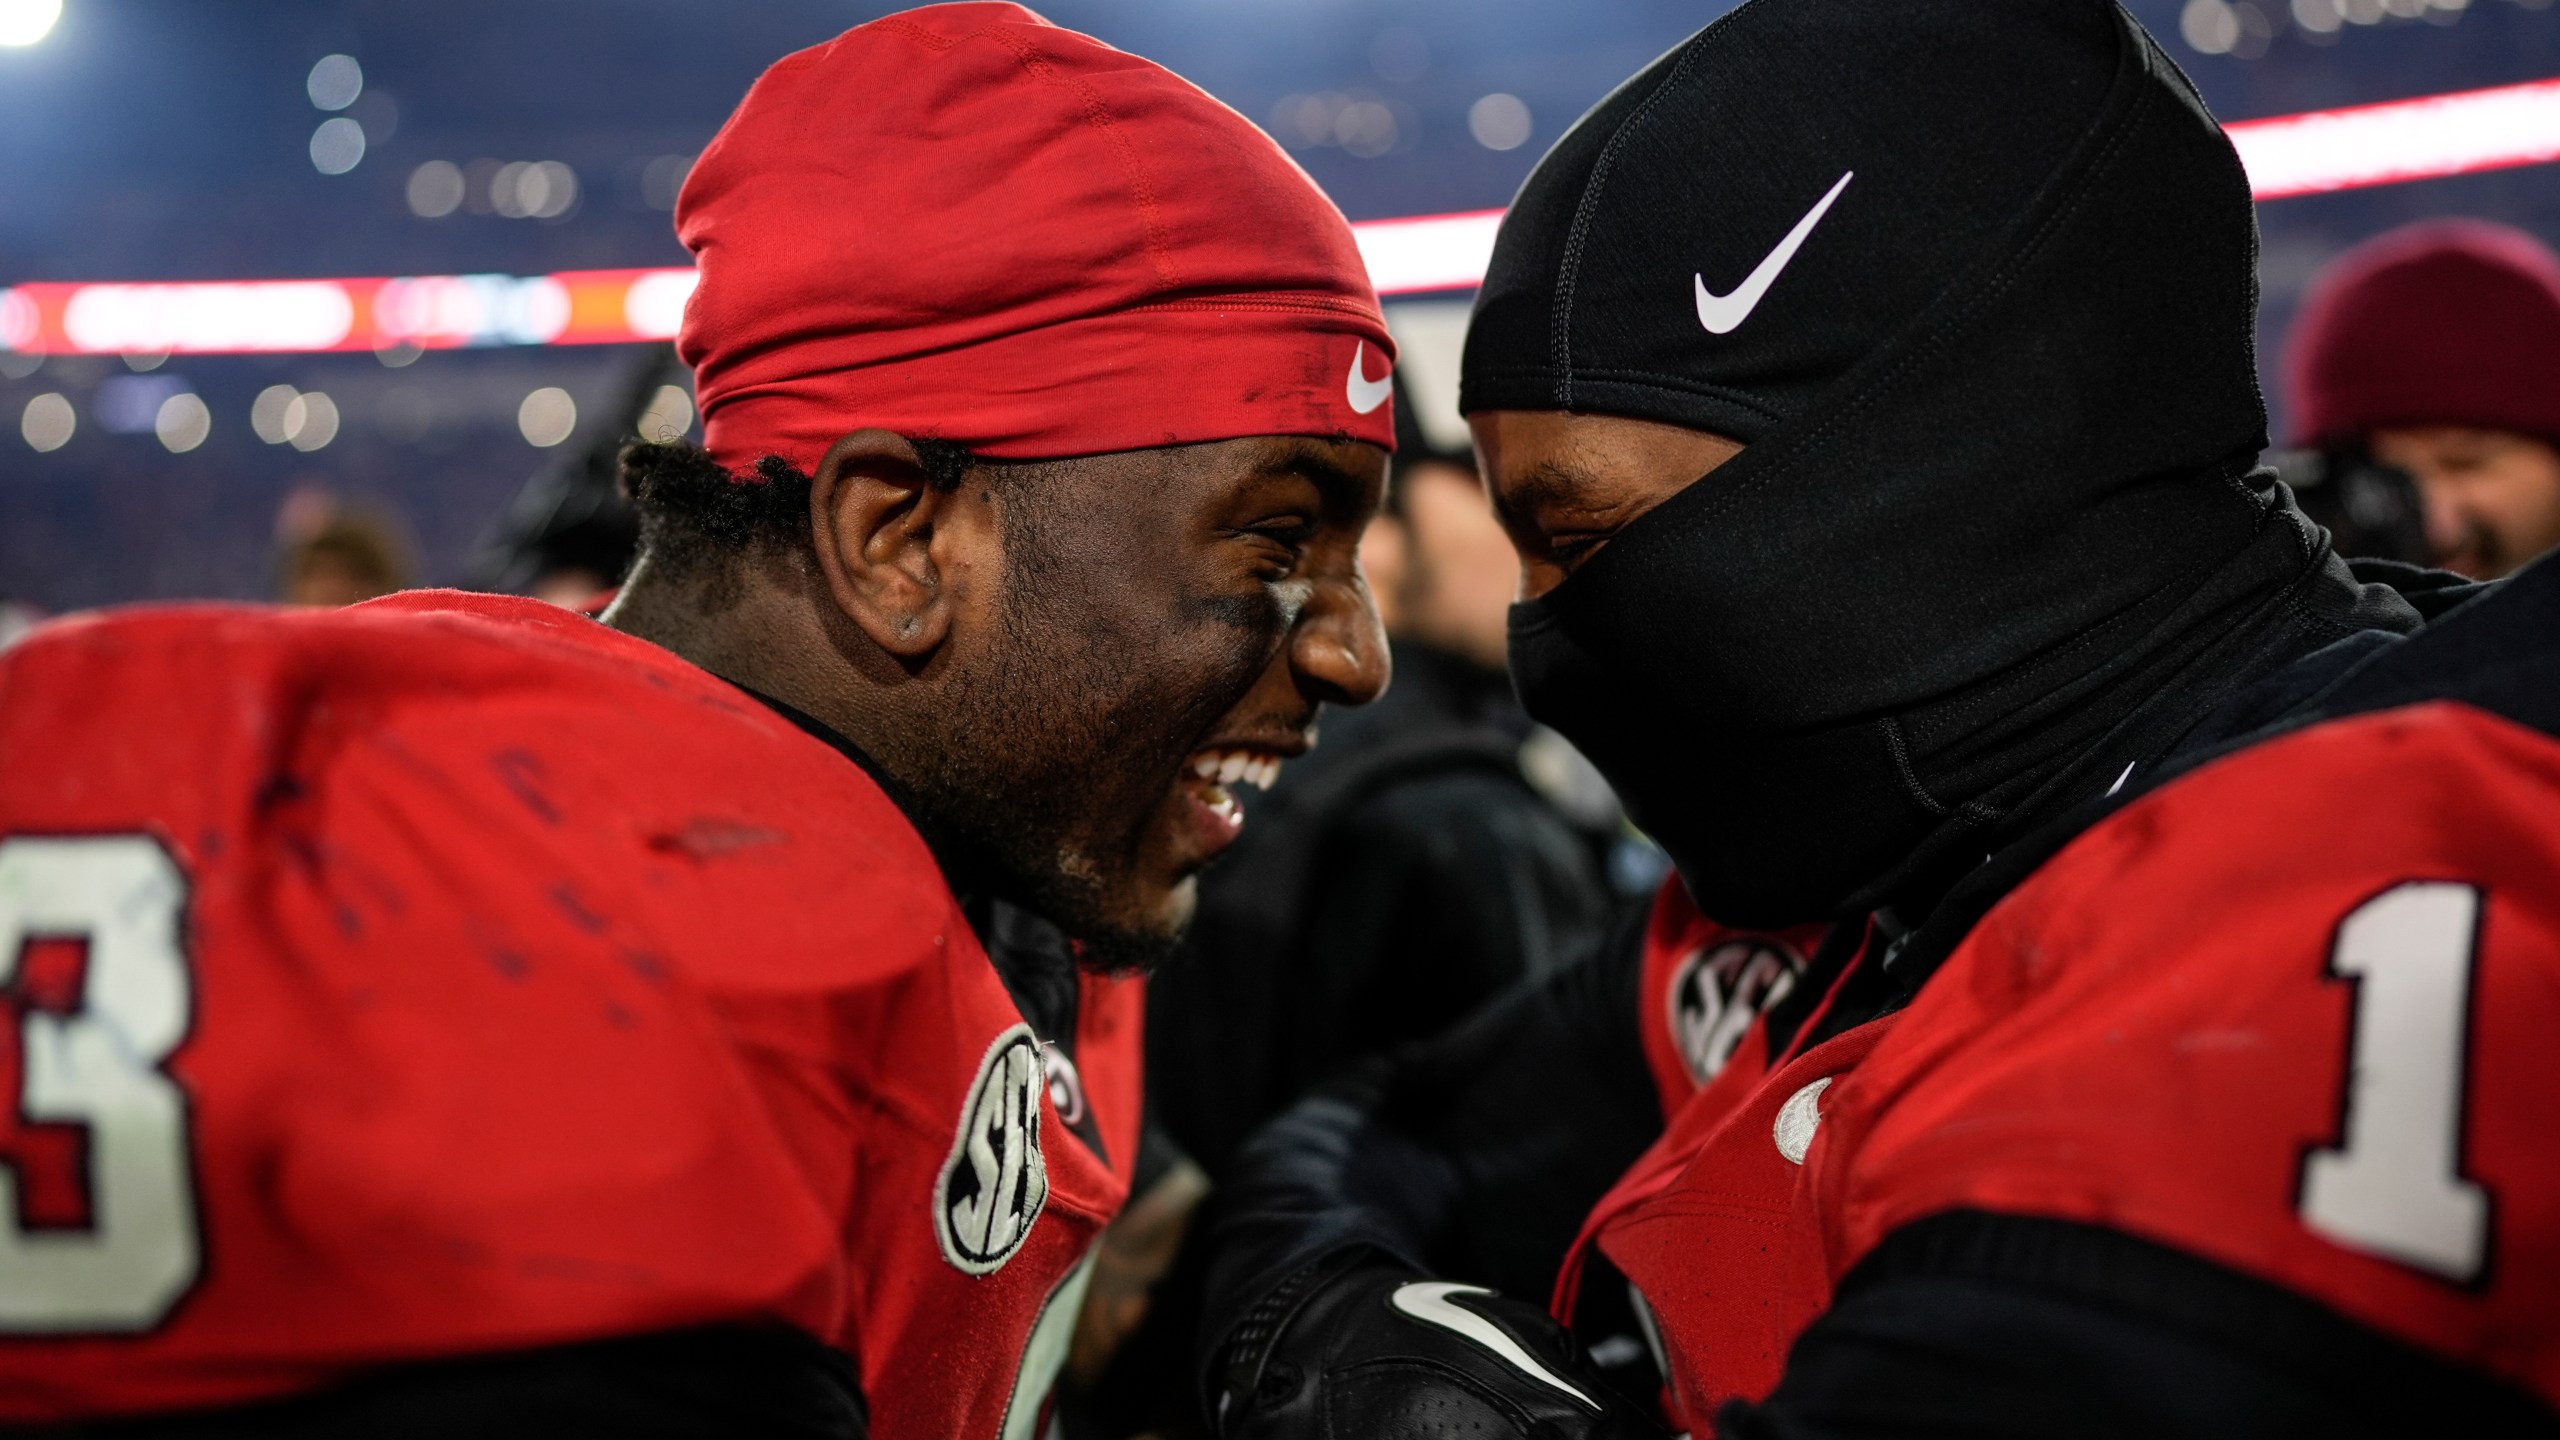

{"left": 1189, "top": 748, "right": 1285, "bottom": 792}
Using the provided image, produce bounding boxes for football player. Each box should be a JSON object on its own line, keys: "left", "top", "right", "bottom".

{"left": 0, "top": 6, "right": 1392, "bottom": 1436}
{"left": 1198, "top": 1, "right": 2560, "bottom": 1436}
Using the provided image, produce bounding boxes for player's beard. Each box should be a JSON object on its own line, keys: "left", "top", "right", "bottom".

{"left": 893, "top": 525, "right": 1267, "bottom": 976}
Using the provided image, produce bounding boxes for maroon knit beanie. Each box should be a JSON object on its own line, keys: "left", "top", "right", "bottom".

{"left": 2285, "top": 219, "right": 2560, "bottom": 449}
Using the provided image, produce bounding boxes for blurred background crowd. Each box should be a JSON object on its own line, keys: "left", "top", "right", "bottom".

{"left": 5, "top": 0, "right": 2560, "bottom": 632}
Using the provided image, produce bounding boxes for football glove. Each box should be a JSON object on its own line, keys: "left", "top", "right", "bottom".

{"left": 1212, "top": 1259, "right": 1670, "bottom": 1440}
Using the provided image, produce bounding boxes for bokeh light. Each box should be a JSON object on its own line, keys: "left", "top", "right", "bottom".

{"left": 407, "top": 160, "right": 465, "bottom": 218}
{"left": 518, "top": 387, "right": 576, "bottom": 447}
{"left": 639, "top": 153, "right": 694, "bottom": 211}
{"left": 490, "top": 161, "right": 578, "bottom": 220}
{"left": 1468, "top": 93, "right": 1533, "bottom": 151}
{"left": 284, "top": 391, "right": 339, "bottom": 451}
{"left": 21, "top": 393, "right": 74, "bottom": 452}
{"left": 349, "top": 90, "right": 397, "bottom": 144}
{"left": 636, "top": 384, "right": 694, "bottom": 442}
{"left": 306, "top": 54, "right": 363, "bottom": 111}
{"left": 154, "top": 393, "right": 210, "bottom": 453}
{"left": 310, "top": 117, "right": 366, "bottom": 175}
{"left": 1334, "top": 100, "right": 1398, "bottom": 158}
{"left": 251, "top": 384, "right": 299, "bottom": 445}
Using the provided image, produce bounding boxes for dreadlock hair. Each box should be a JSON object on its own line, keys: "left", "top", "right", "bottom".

{"left": 620, "top": 437, "right": 980, "bottom": 590}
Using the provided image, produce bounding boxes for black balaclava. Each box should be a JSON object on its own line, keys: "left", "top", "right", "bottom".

{"left": 1463, "top": 0, "right": 2415, "bottom": 928}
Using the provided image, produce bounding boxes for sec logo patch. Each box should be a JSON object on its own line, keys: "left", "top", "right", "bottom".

{"left": 936, "top": 1024, "right": 1051, "bottom": 1276}
{"left": 1668, "top": 937, "right": 1803, "bottom": 1085}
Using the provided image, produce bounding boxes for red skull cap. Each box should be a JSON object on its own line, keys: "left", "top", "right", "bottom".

{"left": 677, "top": 2, "right": 1397, "bottom": 474}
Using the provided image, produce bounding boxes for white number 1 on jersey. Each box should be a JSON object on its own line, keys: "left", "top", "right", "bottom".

{"left": 2299, "top": 881, "right": 2491, "bottom": 1285}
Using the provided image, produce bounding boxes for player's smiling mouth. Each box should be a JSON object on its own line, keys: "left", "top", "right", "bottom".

{"left": 1168, "top": 742, "right": 1297, "bottom": 864}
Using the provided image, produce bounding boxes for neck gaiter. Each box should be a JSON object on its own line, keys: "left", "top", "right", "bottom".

{"left": 1465, "top": 0, "right": 2417, "bottom": 926}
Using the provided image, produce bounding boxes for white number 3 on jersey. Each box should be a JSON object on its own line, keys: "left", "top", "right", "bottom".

{"left": 0, "top": 835, "right": 200, "bottom": 1330}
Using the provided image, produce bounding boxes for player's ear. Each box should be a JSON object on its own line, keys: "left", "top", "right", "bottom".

{"left": 808, "top": 428, "right": 970, "bottom": 660}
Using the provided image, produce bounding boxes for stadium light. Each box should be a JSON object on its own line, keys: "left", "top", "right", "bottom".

{"left": 2225, "top": 75, "right": 2560, "bottom": 198}
{"left": 0, "top": 0, "right": 62, "bottom": 48}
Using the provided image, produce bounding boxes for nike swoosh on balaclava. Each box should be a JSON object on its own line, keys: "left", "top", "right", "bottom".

{"left": 1463, "top": 0, "right": 2415, "bottom": 927}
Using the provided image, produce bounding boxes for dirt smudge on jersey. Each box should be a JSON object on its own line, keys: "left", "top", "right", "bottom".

{"left": 2171, "top": 1028, "right": 2265, "bottom": 1053}
{"left": 646, "top": 817, "right": 788, "bottom": 862}
{"left": 619, "top": 948, "right": 671, "bottom": 986}
{"left": 488, "top": 747, "right": 562, "bottom": 825}
{"left": 512, "top": 1251, "right": 663, "bottom": 1288}
{"left": 548, "top": 882, "right": 609, "bottom": 934}
{"left": 466, "top": 918, "right": 533, "bottom": 981}
{"left": 252, "top": 771, "right": 308, "bottom": 814}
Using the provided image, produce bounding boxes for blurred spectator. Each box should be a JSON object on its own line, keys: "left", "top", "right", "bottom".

{"left": 484, "top": 471, "right": 637, "bottom": 611}
{"left": 1356, "top": 449, "right": 1516, "bottom": 669}
{"left": 278, "top": 503, "right": 413, "bottom": 607}
{"left": 521, "top": 512, "right": 636, "bottom": 611}
{"left": 2266, "top": 446, "right": 2427, "bottom": 567}
{"left": 468, "top": 347, "right": 672, "bottom": 609}
{"left": 2285, "top": 219, "right": 2560, "bottom": 579}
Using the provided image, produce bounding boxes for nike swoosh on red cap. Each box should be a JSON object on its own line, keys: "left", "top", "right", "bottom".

{"left": 1347, "top": 341, "right": 1393, "bottom": 414}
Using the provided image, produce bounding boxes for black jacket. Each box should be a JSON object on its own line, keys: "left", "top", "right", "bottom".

{"left": 1146, "top": 640, "right": 1623, "bottom": 1179}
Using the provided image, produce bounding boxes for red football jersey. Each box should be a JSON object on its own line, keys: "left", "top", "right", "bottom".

{"left": 1547, "top": 883, "right": 1826, "bottom": 1376}
{"left": 1574, "top": 701, "right": 2560, "bottom": 1431}
{"left": 1627, "top": 883, "right": 1826, "bottom": 1121}
{"left": 0, "top": 592, "right": 1141, "bottom": 1438}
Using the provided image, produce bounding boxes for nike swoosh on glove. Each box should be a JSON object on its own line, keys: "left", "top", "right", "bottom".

{"left": 1213, "top": 1259, "right": 1670, "bottom": 1440}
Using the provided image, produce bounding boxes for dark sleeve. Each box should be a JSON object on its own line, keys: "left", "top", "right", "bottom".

{"left": 1200, "top": 902, "right": 1661, "bottom": 1347}
{"left": 1292, "top": 773, "right": 1618, "bottom": 1082}
{"left": 1132, "top": 1112, "right": 1189, "bottom": 1199}
{"left": 11, "top": 1326, "right": 866, "bottom": 1440}
{"left": 1723, "top": 1213, "right": 2560, "bottom": 1440}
